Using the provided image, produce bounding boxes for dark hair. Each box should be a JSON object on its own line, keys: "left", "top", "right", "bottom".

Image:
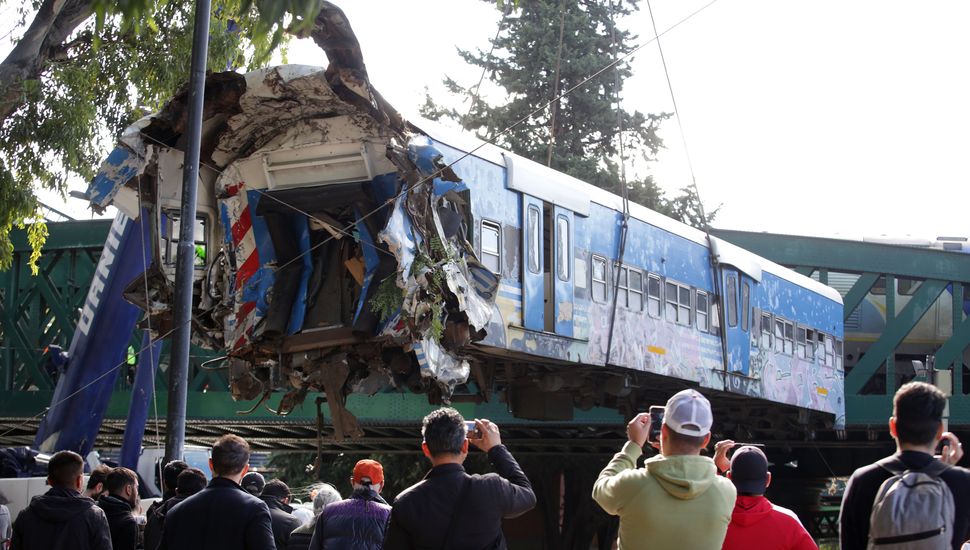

{"left": 175, "top": 467, "right": 207, "bottom": 496}
{"left": 421, "top": 408, "right": 466, "bottom": 456}
{"left": 894, "top": 382, "right": 946, "bottom": 446}
{"left": 162, "top": 460, "right": 189, "bottom": 494}
{"left": 211, "top": 434, "right": 250, "bottom": 476}
{"left": 105, "top": 467, "right": 138, "bottom": 495}
{"left": 262, "top": 479, "right": 291, "bottom": 499}
{"left": 666, "top": 428, "right": 708, "bottom": 450}
{"left": 86, "top": 464, "right": 111, "bottom": 491}
{"left": 48, "top": 451, "right": 84, "bottom": 488}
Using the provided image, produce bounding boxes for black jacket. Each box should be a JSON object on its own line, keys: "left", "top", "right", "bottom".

{"left": 262, "top": 495, "right": 303, "bottom": 549}
{"left": 308, "top": 489, "right": 390, "bottom": 550}
{"left": 10, "top": 487, "right": 112, "bottom": 550}
{"left": 158, "top": 476, "right": 277, "bottom": 550}
{"left": 143, "top": 495, "right": 187, "bottom": 550}
{"left": 383, "top": 445, "right": 536, "bottom": 550}
{"left": 287, "top": 521, "right": 315, "bottom": 550}
{"left": 97, "top": 494, "right": 138, "bottom": 550}
{"left": 840, "top": 451, "right": 970, "bottom": 550}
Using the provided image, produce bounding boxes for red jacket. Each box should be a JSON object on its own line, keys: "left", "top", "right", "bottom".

{"left": 722, "top": 495, "right": 817, "bottom": 550}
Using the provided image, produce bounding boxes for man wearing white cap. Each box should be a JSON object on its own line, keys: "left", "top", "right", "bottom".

{"left": 592, "top": 389, "right": 736, "bottom": 549}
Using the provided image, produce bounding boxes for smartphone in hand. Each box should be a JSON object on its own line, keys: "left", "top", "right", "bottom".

{"left": 648, "top": 406, "right": 664, "bottom": 444}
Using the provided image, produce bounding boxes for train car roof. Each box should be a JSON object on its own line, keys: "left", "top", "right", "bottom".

{"left": 410, "top": 116, "right": 843, "bottom": 305}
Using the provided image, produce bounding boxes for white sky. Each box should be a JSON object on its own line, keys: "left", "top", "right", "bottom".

{"left": 21, "top": 1, "right": 970, "bottom": 240}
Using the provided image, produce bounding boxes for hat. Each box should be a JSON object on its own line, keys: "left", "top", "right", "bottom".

{"left": 241, "top": 471, "right": 265, "bottom": 495}
{"left": 729, "top": 446, "right": 769, "bottom": 495}
{"left": 352, "top": 459, "right": 384, "bottom": 486}
{"left": 664, "top": 389, "right": 713, "bottom": 437}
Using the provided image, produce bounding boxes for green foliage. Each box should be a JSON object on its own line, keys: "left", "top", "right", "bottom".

{"left": 370, "top": 276, "right": 404, "bottom": 322}
{"left": 422, "top": 0, "right": 716, "bottom": 228}
{"left": 0, "top": 0, "right": 322, "bottom": 272}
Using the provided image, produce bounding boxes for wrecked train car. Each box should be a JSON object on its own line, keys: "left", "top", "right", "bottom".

{"left": 83, "top": 4, "right": 844, "bottom": 436}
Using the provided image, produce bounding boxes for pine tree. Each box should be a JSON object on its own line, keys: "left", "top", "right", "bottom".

{"left": 421, "top": 0, "right": 715, "bottom": 227}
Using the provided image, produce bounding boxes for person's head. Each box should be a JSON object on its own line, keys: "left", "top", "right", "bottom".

{"left": 161, "top": 460, "right": 189, "bottom": 496}
{"left": 890, "top": 382, "right": 946, "bottom": 448}
{"left": 241, "top": 471, "right": 266, "bottom": 496}
{"left": 351, "top": 459, "right": 385, "bottom": 494}
{"left": 210, "top": 434, "right": 251, "bottom": 479}
{"left": 421, "top": 408, "right": 469, "bottom": 463}
{"left": 175, "top": 467, "right": 207, "bottom": 497}
{"left": 262, "top": 479, "right": 291, "bottom": 504}
{"left": 105, "top": 467, "right": 139, "bottom": 508}
{"left": 47, "top": 450, "right": 85, "bottom": 491}
{"left": 660, "top": 389, "right": 713, "bottom": 456}
{"left": 311, "top": 483, "right": 341, "bottom": 517}
{"left": 84, "top": 464, "right": 111, "bottom": 499}
{"left": 727, "top": 446, "right": 770, "bottom": 496}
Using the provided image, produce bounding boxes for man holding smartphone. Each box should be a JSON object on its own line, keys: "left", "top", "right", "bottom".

{"left": 593, "top": 389, "right": 736, "bottom": 549}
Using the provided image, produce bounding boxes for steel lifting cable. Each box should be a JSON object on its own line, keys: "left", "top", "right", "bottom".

{"left": 644, "top": 0, "right": 730, "bottom": 376}
{"left": 605, "top": 0, "right": 631, "bottom": 367}
{"left": 546, "top": 0, "right": 568, "bottom": 167}
{"left": 0, "top": 1, "right": 722, "bottom": 443}
{"left": 136, "top": 173, "right": 166, "bottom": 475}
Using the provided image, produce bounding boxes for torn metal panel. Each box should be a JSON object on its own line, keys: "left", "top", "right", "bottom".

{"left": 413, "top": 337, "right": 470, "bottom": 395}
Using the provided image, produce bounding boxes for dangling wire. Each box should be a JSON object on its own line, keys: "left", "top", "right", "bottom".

{"left": 546, "top": 0, "right": 568, "bottom": 167}
{"left": 645, "top": 0, "right": 728, "bottom": 373}
{"left": 605, "top": 0, "right": 631, "bottom": 367}
{"left": 462, "top": 7, "right": 508, "bottom": 127}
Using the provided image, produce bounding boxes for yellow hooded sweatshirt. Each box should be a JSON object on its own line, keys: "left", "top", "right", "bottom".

{"left": 592, "top": 441, "right": 737, "bottom": 550}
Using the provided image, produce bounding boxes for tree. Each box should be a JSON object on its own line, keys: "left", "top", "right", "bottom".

{"left": 421, "top": 0, "right": 715, "bottom": 227}
{"left": 0, "top": 0, "right": 322, "bottom": 272}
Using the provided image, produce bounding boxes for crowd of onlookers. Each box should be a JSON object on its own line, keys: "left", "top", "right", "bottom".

{"left": 3, "top": 381, "right": 967, "bottom": 549}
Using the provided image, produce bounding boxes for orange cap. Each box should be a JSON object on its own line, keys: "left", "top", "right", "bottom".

{"left": 352, "top": 459, "right": 384, "bottom": 486}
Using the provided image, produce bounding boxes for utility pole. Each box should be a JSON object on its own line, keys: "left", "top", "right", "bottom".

{"left": 165, "top": 0, "right": 210, "bottom": 463}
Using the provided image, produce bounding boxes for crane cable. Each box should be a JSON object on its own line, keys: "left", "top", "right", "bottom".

{"left": 644, "top": 0, "right": 730, "bottom": 376}
{"left": 605, "top": 0, "right": 631, "bottom": 367}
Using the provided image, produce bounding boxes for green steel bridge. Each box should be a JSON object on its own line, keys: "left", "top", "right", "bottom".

{"left": 2, "top": 221, "right": 969, "bottom": 477}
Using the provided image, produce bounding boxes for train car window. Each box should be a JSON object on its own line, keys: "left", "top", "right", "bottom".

{"left": 784, "top": 321, "right": 794, "bottom": 355}
{"left": 726, "top": 276, "right": 738, "bottom": 327}
{"left": 805, "top": 329, "right": 816, "bottom": 361}
{"left": 591, "top": 255, "right": 608, "bottom": 303}
{"left": 528, "top": 206, "right": 540, "bottom": 274}
{"left": 665, "top": 282, "right": 678, "bottom": 320}
{"left": 835, "top": 339, "right": 843, "bottom": 370}
{"left": 761, "top": 313, "right": 772, "bottom": 349}
{"left": 741, "top": 282, "right": 750, "bottom": 331}
{"left": 679, "top": 286, "right": 692, "bottom": 326}
{"left": 774, "top": 319, "right": 785, "bottom": 353}
{"left": 824, "top": 334, "right": 835, "bottom": 366}
{"left": 817, "top": 332, "right": 828, "bottom": 366}
{"left": 556, "top": 215, "right": 569, "bottom": 281}
{"left": 162, "top": 210, "right": 208, "bottom": 269}
{"left": 696, "top": 290, "right": 710, "bottom": 331}
{"left": 646, "top": 274, "right": 662, "bottom": 317}
{"left": 630, "top": 270, "right": 643, "bottom": 310}
{"left": 897, "top": 278, "right": 922, "bottom": 295}
{"left": 480, "top": 220, "right": 501, "bottom": 275}
{"left": 616, "top": 266, "right": 628, "bottom": 306}
{"left": 796, "top": 326, "right": 807, "bottom": 358}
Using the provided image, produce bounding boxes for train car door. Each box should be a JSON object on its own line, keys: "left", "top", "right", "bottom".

{"left": 522, "top": 194, "right": 544, "bottom": 331}
{"left": 721, "top": 268, "right": 752, "bottom": 375}
{"left": 553, "top": 206, "right": 574, "bottom": 337}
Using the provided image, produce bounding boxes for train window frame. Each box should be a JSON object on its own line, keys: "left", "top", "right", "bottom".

{"left": 591, "top": 255, "right": 608, "bottom": 303}
{"left": 805, "top": 329, "right": 817, "bottom": 361}
{"left": 835, "top": 339, "right": 844, "bottom": 370}
{"left": 741, "top": 282, "right": 751, "bottom": 331}
{"left": 480, "top": 219, "right": 502, "bottom": 275}
{"left": 556, "top": 215, "right": 569, "bottom": 281}
{"left": 615, "top": 266, "right": 644, "bottom": 311}
{"left": 646, "top": 274, "right": 662, "bottom": 318}
{"left": 696, "top": 290, "right": 710, "bottom": 332}
{"left": 162, "top": 210, "right": 208, "bottom": 270}
{"left": 527, "top": 205, "right": 541, "bottom": 274}
{"left": 726, "top": 275, "right": 738, "bottom": 327}
{"left": 665, "top": 280, "right": 692, "bottom": 326}
{"left": 783, "top": 320, "right": 794, "bottom": 355}
{"left": 824, "top": 334, "right": 835, "bottom": 367}
{"left": 796, "top": 326, "right": 807, "bottom": 358}
{"left": 761, "top": 313, "right": 773, "bottom": 349}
